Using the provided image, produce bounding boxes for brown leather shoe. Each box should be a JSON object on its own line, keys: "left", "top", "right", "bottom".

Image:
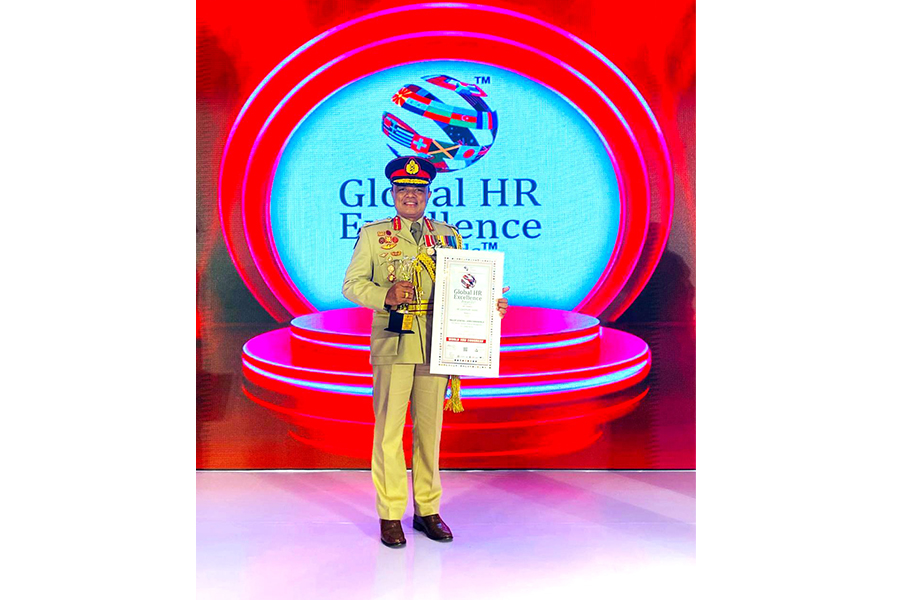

{"left": 413, "top": 513, "right": 453, "bottom": 541}
{"left": 380, "top": 519, "right": 406, "bottom": 547}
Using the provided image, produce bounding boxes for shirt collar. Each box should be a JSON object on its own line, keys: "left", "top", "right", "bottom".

{"left": 398, "top": 215, "right": 424, "bottom": 230}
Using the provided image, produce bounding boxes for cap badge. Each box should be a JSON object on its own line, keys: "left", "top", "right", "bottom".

{"left": 405, "top": 159, "right": 420, "bottom": 175}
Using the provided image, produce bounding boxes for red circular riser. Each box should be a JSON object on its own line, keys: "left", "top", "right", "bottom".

{"left": 243, "top": 378, "right": 647, "bottom": 463}
{"left": 242, "top": 307, "right": 650, "bottom": 463}
{"left": 288, "top": 307, "right": 610, "bottom": 372}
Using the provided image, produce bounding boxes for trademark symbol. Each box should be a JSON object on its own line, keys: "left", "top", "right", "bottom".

{"left": 475, "top": 76, "right": 491, "bottom": 84}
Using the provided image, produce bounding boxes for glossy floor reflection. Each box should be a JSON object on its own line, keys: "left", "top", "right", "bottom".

{"left": 197, "top": 470, "right": 695, "bottom": 598}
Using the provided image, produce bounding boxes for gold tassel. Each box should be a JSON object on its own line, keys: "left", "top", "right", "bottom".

{"left": 415, "top": 253, "right": 436, "bottom": 280}
{"left": 443, "top": 375, "right": 463, "bottom": 412}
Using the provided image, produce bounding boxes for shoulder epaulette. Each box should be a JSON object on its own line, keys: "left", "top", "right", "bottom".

{"left": 360, "top": 217, "right": 392, "bottom": 229}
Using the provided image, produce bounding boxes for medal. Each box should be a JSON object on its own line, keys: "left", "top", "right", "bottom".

{"left": 388, "top": 274, "right": 395, "bottom": 282}
{"left": 427, "top": 247, "right": 435, "bottom": 255}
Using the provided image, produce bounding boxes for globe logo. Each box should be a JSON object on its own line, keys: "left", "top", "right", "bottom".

{"left": 382, "top": 74, "right": 499, "bottom": 173}
{"left": 461, "top": 273, "right": 476, "bottom": 289}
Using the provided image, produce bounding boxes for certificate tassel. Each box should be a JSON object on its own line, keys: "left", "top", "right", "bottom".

{"left": 444, "top": 375, "right": 463, "bottom": 412}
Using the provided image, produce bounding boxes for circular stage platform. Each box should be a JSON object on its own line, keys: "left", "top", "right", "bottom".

{"left": 242, "top": 307, "right": 651, "bottom": 465}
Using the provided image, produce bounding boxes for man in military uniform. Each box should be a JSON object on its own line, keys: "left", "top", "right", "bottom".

{"left": 343, "top": 155, "right": 508, "bottom": 547}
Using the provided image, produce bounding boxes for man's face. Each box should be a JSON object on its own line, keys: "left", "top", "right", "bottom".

{"left": 391, "top": 183, "right": 431, "bottom": 221}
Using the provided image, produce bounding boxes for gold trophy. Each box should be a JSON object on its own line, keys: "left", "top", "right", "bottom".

{"left": 385, "top": 256, "right": 418, "bottom": 334}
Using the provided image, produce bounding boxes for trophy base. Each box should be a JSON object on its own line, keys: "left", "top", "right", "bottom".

{"left": 384, "top": 311, "right": 415, "bottom": 334}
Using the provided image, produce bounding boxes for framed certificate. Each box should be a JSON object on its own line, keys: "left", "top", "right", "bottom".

{"left": 430, "top": 248, "right": 504, "bottom": 377}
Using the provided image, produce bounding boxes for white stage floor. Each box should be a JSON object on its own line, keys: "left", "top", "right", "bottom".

{"left": 197, "top": 470, "right": 695, "bottom": 598}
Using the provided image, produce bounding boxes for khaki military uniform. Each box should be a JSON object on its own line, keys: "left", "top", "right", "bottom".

{"left": 342, "top": 215, "right": 462, "bottom": 520}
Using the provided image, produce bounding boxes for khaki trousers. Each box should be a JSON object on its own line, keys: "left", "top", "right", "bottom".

{"left": 371, "top": 363, "right": 448, "bottom": 520}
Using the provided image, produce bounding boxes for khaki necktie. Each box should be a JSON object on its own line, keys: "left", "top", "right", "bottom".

{"left": 410, "top": 220, "right": 422, "bottom": 244}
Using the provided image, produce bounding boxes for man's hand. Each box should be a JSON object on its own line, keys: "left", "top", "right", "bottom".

{"left": 385, "top": 281, "right": 416, "bottom": 307}
{"left": 497, "top": 286, "right": 510, "bottom": 318}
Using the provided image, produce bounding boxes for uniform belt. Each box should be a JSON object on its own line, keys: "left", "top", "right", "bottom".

{"left": 406, "top": 302, "right": 434, "bottom": 314}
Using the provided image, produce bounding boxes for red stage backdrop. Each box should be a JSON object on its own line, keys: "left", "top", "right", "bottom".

{"left": 197, "top": 0, "right": 695, "bottom": 469}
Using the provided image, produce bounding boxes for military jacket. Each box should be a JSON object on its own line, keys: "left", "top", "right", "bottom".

{"left": 342, "top": 215, "right": 463, "bottom": 365}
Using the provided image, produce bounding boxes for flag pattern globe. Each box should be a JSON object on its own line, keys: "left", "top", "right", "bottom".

{"left": 382, "top": 74, "right": 499, "bottom": 172}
